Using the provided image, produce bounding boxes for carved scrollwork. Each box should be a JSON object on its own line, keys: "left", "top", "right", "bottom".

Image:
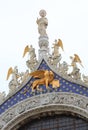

{"left": 0, "top": 92, "right": 88, "bottom": 129}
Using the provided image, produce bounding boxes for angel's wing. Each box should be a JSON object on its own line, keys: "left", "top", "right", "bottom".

{"left": 29, "top": 70, "right": 45, "bottom": 79}
{"left": 57, "top": 39, "right": 64, "bottom": 51}
{"left": 23, "top": 45, "right": 30, "bottom": 57}
{"left": 74, "top": 54, "right": 83, "bottom": 67}
{"left": 6, "top": 67, "right": 13, "bottom": 80}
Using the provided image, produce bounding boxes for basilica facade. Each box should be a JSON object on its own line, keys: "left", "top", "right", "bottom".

{"left": 0, "top": 10, "right": 88, "bottom": 130}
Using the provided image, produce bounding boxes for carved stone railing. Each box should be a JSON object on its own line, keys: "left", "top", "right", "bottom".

{"left": 0, "top": 92, "right": 88, "bottom": 130}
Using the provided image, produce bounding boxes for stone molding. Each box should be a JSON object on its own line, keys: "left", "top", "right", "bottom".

{"left": 0, "top": 92, "right": 88, "bottom": 130}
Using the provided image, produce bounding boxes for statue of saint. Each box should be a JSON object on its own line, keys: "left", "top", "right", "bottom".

{"left": 6, "top": 66, "right": 21, "bottom": 93}
{"left": 69, "top": 54, "right": 83, "bottom": 79}
{"left": 23, "top": 45, "right": 36, "bottom": 60}
{"left": 52, "top": 39, "right": 64, "bottom": 57}
{"left": 36, "top": 9, "right": 48, "bottom": 36}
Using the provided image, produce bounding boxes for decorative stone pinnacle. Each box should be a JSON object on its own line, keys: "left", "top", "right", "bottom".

{"left": 37, "top": 10, "right": 49, "bottom": 60}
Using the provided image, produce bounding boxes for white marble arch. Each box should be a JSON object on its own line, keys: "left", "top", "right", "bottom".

{"left": 1, "top": 92, "right": 88, "bottom": 130}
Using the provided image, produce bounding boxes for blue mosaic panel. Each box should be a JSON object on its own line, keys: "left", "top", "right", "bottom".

{"left": 0, "top": 59, "right": 88, "bottom": 115}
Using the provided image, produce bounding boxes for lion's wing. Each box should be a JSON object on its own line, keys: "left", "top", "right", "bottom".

{"left": 29, "top": 70, "right": 45, "bottom": 79}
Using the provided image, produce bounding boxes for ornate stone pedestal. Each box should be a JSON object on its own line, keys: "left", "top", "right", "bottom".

{"left": 38, "top": 35, "right": 49, "bottom": 59}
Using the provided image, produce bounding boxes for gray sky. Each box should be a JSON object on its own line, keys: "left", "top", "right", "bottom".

{"left": 0, "top": 0, "right": 88, "bottom": 94}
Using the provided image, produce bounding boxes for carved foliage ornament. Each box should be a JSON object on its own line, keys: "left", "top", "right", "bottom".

{"left": 0, "top": 92, "right": 88, "bottom": 129}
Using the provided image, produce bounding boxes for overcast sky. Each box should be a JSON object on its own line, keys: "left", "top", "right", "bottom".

{"left": 0, "top": 0, "right": 88, "bottom": 94}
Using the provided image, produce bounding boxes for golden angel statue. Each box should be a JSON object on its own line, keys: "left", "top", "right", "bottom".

{"left": 23, "top": 45, "right": 36, "bottom": 60}
{"left": 57, "top": 39, "right": 64, "bottom": 51}
{"left": 23, "top": 45, "right": 38, "bottom": 71}
{"left": 70, "top": 54, "right": 83, "bottom": 67}
{"left": 52, "top": 39, "right": 64, "bottom": 57}
{"left": 23, "top": 45, "right": 30, "bottom": 57}
{"left": 6, "top": 66, "right": 19, "bottom": 80}
{"left": 6, "top": 66, "right": 20, "bottom": 92}
{"left": 29, "top": 70, "right": 60, "bottom": 91}
{"left": 69, "top": 54, "right": 83, "bottom": 79}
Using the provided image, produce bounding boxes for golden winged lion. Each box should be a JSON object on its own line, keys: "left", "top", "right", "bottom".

{"left": 29, "top": 70, "right": 60, "bottom": 91}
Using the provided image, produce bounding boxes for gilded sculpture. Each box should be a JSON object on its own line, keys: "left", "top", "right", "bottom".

{"left": 69, "top": 54, "right": 83, "bottom": 79}
{"left": 29, "top": 70, "right": 60, "bottom": 91}
{"left": 23, "top": 45, "right": 36, "bottom": 59}
{"left": 6, "top": 66, "right": 20, "bottom": 92}
{"left": 52, "top": 39, "right": 64, "bottom": 57}
{"left": 6, "top": 66, "right": 19, "bottom": 81}
{"left": 23, "top": 45, "right": 38, "bottom": 71}
{"left": 70, "top": 54, "right": 83, "bottom": 67}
